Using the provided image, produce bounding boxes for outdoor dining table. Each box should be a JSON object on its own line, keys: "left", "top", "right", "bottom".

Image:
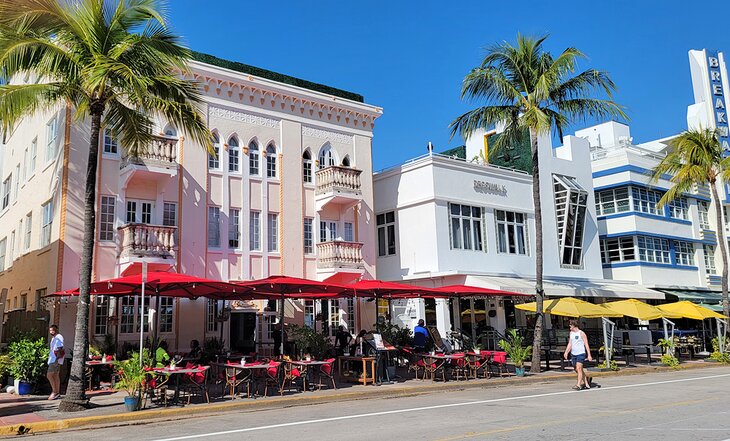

{"left": 153, "top": 366, "right": 208, "bottom": 405}
{"left": 289, "top": 360, "right": 328, "bottom": 391}
{"left": 418, "top": 353, "right": 464, "bottom": 381}
{"left": 85, "top": 359, "right": 115, "bottom": 390}
{"left": 211, "top": 362, "right": 270, "bottom": 399}
{"left": 338, "top": 356, "right": 376, "bottom": 385}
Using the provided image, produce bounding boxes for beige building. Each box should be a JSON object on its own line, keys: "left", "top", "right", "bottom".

{"left": 0, "top": 52, "right": 382, "bottom": 354}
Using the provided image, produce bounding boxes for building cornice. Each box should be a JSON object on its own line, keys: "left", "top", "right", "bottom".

{"left": 188, "top": 61, "right": 383, "bottom": 132}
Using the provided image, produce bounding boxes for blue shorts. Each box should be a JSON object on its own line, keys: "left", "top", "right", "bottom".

{"left": 571, "top": 353, "right": 586, "bottom": 366}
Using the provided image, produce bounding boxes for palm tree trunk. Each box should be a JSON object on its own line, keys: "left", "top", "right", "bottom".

{"left": 529, "top": 127, "right": 544, "bottom": 374}
{"left": 59, "top": 104, "right": 103, "bottom": 412}
{"left": 710, "top": 181, "right": 729, "bottom": 319}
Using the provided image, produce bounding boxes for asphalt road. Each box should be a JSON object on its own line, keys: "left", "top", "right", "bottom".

{"left": 31, "top": 367, "right": 730, "bottom": 441}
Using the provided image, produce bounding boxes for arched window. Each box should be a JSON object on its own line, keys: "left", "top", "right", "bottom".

{"left": 208, "top": 132, "right": 220, "bottom": 169}
{"left": 302, "top": 150, "right": 313, "bottom": 183}
{"left": 341, "top": 155, "right": 351, "bottom": 167}
{"left": 266, "top": 144, "right": 277, "bottom": 178}
{"left": 249, "top": 141, "right": 259, "bottom": 175}
{"left": 318, "top": 145, "right": 337, "bottom": 169}
{"left": 163, "top": 124, "right": 177, "bottom": 137}
{"left": 228, "top": 136, "right": 239, "bottom": 172}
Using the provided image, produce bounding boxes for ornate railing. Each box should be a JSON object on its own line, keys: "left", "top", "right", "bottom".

{"left": 120, "top": 135, "right": 178, "bottom": 168}
{"left": 316, "top": 241, "right": 364, "bottom": 269}
{"left": 118, "top": 223, "right": 177, "bottom": 259}
{"left": 315, "top": 166, "right": 362, "bottom": 196}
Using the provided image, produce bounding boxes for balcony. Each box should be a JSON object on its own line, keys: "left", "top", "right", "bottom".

{"left": 118, "top": 223, "right": 177, "bottom": 261}
{"left": 315, "top": 166, "right": 362, "bottom": 211}
{"left": 316, "top": 241, "right": 364, "bottom": 271}
{"left": 120, "top": 135, "right": 179, "bottom": 183}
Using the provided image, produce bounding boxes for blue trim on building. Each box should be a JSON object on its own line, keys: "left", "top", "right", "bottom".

{"left": 708, "top": 275, "right": 723, "bottom": 285}
{"left": 596, "top": 211, "right": 693, "bottom": 225}
{"left": 593, "top": 180, "right": 711, "bottom": 201}
{"left": 603, "top": 261, "right": 698, "bottom": 270}
{"left": 592, "top": 165, "right": 672, "bottom": 180}
{"left": 599, "top": 231, "right": 711, "bottom": 244}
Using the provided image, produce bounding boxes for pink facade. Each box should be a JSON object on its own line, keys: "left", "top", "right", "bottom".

{"left": 0, "top": 56, "right": 382, "bottom": 354}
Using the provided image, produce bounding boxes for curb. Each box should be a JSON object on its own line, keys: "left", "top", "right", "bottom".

{"left": 0, "top": 362, "right": 723, "bottom": 437}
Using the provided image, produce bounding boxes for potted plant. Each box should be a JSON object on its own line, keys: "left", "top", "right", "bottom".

{"left": 114, "top": 351, "right": 148, "bottom": 411}
{"left": 498, "top": 329, "right": 532, "bottom": 377}
{"left": 657, "top": 338, "right": 680, "bottom": 368}
{"left": 7, "top": 333, "right": 49, "bottom": 395}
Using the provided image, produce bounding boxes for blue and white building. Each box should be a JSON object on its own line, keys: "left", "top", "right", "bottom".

{"left": 585, "top": 121, "right": 721, "bottom": 295}
{"left": 582, "top": 48, "right": 730, "bottom": 304}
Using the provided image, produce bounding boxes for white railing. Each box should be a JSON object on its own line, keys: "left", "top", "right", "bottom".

{"left": 121, "top": 135, "right": 178, "bottom": 168}
{"left": 118, "top": 223, "right": 177, "bottom": 259}
{"left": 316, "top": 241, "right": 364, "bottom": 269}
{"left": 590, "top": 143, "right": 666, "bottom": 161}
{"left": 376, "top": 152, "right": 530, "bottom": 176}
{"left": 315, "top": 166, "right": 362, "bottom": 196}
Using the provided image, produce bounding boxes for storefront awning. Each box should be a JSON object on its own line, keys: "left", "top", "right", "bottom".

{"left": 657, "top": 289, "right": 723, "bottom": 303}
{"left": 463, "top": 275, "right": 665, "bottom": 300}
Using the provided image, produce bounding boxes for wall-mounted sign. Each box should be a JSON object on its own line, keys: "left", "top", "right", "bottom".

{"left": 473, "top": 180, "right": 507, "bottom": 196}
{"left": 707, "top": 53, "right": 730, "bottom": 154}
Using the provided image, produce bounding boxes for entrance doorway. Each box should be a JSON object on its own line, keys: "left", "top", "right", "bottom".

{"left": 230, "top": 311, "right": 256, "bottom": 354}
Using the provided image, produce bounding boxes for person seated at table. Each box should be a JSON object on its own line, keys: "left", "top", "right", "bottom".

{"left": 155, "top": 341, "right": 171, "bottom": 368}
{"left": 187, "top": 339, "right": 202, "bottom": 361}
{"left": 414, "top": 319, "right": 430, "bottom": 353}
{"left": 335, "top": 326, "right": 352, "bottom": 356}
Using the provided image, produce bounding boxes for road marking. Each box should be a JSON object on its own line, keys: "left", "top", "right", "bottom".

{"left": 433, "top": 397, "right": 722, "bottom": 441}
{"left": 153, "top": 372, "right": 730, "bottom": 441}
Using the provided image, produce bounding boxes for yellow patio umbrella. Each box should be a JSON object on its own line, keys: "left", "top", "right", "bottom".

{"left": 516, "top": 297, "right": 621, "bottom": 318}
{"left": 461, "top": 309, "right": 487, "bottom": 316}
{"left": 656, "top": 301, "right": 727, "bottom": 320}
{"left": 602, "top": 299, "right": 681, "bottom": 321}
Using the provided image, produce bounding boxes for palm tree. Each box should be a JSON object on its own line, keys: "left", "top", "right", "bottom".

{"left": 450, "top": 35, "right": 624, "bottom": 373}
{"left": 0, "top": 0, "right": 211, "bottom": 411}
{"left": 653, "top": 128, "right": 730, "bottom": 318}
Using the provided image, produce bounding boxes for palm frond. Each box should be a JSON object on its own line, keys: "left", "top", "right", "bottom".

{"left": 0, "top": 82, "right": 64, "bottom": 130}
{"left": 552, "top": 97, "right": 627, "bottom": 124}
{"left": 448, "top": 105, "right": 516, "bottom": 141}
{"left": 653, "top": 128, "right": 724, "bottom": 207}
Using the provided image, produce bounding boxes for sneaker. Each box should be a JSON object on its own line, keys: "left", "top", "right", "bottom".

{"left": 53, "top": 394, "right": 61, "bottom": 400}
{"left": 47, "top": 393, "right": 57, "bottom": 401}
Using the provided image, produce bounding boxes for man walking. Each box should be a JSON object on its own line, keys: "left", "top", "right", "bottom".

{"left": 47, "top": 324, "right": 65, "bottom": 400}
{"left": 563, "top": 320, "right": 593, "bottom": 390}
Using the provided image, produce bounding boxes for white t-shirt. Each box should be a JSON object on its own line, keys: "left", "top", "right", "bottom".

{"left": 48, "top": 334, "right": 65, "bottom": 365}
{"left": 570, "top": 330, "right": 586, "bottom": 356}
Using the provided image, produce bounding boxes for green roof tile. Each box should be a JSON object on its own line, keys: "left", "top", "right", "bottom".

{"left": 191, "top": 51, "right": 364, "bottom": 103}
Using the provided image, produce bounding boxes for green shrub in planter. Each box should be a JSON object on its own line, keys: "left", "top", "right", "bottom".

{"left": 8, "top": 333, "right": 49, "bottom": 383}
{"left": 498, "top": 329, "right": 532, "bottom": 373}
{"left": 660, "top": 353, "right": 680, "bottom": 368}
{"left": 597, "top": 359, "right": 619, "bottom": 371}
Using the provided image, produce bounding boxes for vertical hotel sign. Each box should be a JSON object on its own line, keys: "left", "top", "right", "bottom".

{"left": 707, "top": 53, "right": 730, "bottom": 154}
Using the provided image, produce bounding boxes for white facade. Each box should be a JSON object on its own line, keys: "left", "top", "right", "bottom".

{"left": 374, "top": 132, "right": 657, "bottom": 340}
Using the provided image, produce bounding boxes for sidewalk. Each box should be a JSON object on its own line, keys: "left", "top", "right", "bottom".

{"left": 0, "top": 360, "right": 723, "bottom": 437}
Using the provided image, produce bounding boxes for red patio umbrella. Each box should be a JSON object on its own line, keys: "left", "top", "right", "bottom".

{"left": 52, "top": 271, "right": 258, "bottom": 300}
{"left": 347, "top": 279, "right": 441, "bottom": 324}
{"left": 232, "top": 275, "right": 351, "bottom": 354}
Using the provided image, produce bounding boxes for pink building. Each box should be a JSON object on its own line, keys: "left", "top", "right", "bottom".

{"left": 0, "top": 52, "right": 382, "bottom": 354}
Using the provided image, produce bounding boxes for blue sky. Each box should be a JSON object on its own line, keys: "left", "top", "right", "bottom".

{"left": 172, "top": 0, "right": 730, "bottom": 170}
